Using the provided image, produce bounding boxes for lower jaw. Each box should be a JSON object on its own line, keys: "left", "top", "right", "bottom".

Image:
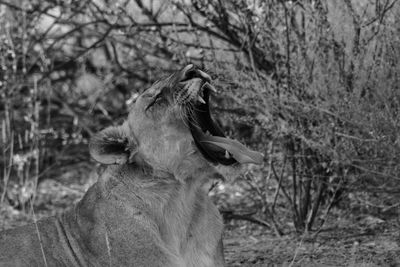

{"left": 190, "top": 122, "right": 237, "bottom": 166}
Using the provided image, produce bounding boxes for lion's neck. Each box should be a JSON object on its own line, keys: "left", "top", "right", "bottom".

{"left": 99, "top": 164, "right": 223, "bottom": 258}
{"left": 102, "top": 163, "right": 217, "bottom": 208}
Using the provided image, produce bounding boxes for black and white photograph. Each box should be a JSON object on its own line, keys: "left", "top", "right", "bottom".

{"left": 0, "top": 0, "right": 400, "bottom": 266}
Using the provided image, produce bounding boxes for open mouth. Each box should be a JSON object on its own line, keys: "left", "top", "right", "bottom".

{"left": 178, "top": 67, "right": 264, "bottom": 165}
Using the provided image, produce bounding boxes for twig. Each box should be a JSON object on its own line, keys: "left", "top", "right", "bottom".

{"left": 272, "top": 156, "right": 287, "bottom": 212}
{"left": 271, "top": 161, "right": 293, "bottom": 207}
{"left": 222, "top": 211, "right": 271, "bottom": 229}
{"left": 313, "top": 176, "right": 344, "bottom": 237}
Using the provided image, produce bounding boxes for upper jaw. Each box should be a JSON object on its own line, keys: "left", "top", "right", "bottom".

{"left": 175, "top": 68, "right": 217, "bottom": 106}
{"left": 179, "top": 78, "right": 216, "bottom": 105}
{"left": 180, "top": 64, "right": 212, "bottom": 83}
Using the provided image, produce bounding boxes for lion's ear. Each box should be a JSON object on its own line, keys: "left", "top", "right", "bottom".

{"left": 89, "top": 125, "right": 137, "bottom": 165}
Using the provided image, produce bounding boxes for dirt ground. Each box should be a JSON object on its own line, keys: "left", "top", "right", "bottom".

{"left": 1, "top": 179, "right": 399, "bottom": 267}
{"left": 224, "top": 221, "right": 400, "bottom": 266}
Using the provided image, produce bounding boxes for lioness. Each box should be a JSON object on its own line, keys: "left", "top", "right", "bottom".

{"left": 0, "top": 64, "right": 263, "bottom": 267}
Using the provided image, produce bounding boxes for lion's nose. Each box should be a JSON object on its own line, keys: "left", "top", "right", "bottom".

{"left": 181, "top": 64, "right": 211, "bottom": 83}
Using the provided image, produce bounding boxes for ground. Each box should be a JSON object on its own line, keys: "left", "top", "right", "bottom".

{"left": 1, "top": 178, "right": 399, "bottom": 267}
{"left": 224, "top": 221, "right": 400, "bottom": 266}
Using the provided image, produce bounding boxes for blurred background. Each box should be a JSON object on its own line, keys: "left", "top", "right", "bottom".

{"left": 1, "top": 0, "right": 400, "bottom": 265}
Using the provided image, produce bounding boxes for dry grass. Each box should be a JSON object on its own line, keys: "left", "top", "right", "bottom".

{"left": 224, "top": 217, "right": 400, "bottom": 266}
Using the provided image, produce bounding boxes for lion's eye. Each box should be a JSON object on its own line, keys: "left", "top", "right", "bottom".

{"left": 145, "top": 93, "right": 164, "bottom": 111}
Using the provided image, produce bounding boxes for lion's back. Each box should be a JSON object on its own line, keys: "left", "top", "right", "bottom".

{"left": 0, "top": 213, "right": 181, "bottom": 267}
{"left": 0, "top": 217, "right": 77, "bottom": 267}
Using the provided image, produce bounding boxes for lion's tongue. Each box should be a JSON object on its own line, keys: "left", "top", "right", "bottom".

{"left": 200, "top": 135, "right": 264, "bottom": 164}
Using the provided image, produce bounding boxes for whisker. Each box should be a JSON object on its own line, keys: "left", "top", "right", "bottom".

{"left": 185, "top": 105, "right": 202, "bottom": 129}
{"left": 179, "top": 106, "right": 190, "bottom": 129}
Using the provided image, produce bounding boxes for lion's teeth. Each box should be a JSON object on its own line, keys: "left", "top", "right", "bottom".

{"left": 225, "top": 150, "right": 230, "bottom": 159}
{"left": 198, "top": 95, "right": 206, "bottom": 104}
{"left": 198, "top": 70, "right": 212, "bottom": 82}
{"left": 206, "top": 83, "right": 217, "bottom": 93}
{"left": 205, "top": 131, "right": 211, "bottom": 136}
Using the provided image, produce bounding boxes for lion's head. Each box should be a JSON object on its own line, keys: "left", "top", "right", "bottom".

{"left": 89, "top": 64, "right": 263, "bottom": 173}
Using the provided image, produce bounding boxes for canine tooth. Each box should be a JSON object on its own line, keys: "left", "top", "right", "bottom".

{"left": 206, "top": 83, "right": 217, "bottom": 93}
{"left": 198, "top": 70, "right": 212, "bottom": 82}
{"left": 198, "top": 95, "right": 206, "bottom": 104}
{"left": 205, "top": 131, "right": 211, "bottom": 136}
{"left": 225, "top": 150, "right": 230, "bottom": 159}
